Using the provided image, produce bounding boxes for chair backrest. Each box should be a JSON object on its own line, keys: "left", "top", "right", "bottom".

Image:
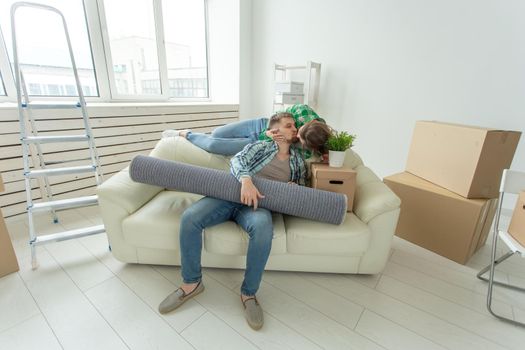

{"left": 500, "top": 169, "right": 525, "bottom": 194}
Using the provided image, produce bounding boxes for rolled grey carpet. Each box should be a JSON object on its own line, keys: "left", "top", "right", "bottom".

{"left": 129, "top": 155, "right": 347, "bottom": 225}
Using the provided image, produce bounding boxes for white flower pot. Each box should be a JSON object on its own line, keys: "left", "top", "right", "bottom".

{"left": 328, "top": 150, "right": 346, "bottom": 168}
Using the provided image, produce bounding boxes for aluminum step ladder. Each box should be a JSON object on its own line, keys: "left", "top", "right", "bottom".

{"left": 11, "top": 2, "right": 105, "bottom": 269}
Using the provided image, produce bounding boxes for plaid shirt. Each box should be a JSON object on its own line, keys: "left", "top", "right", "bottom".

{"left": 230, "top": 141, "right": 307, "bottom": 186}
{"left": 258, "top": 104, "right": 324, "bottom": 142}
{"left": 258, "top": 104, "right": 325, "bottom": 159}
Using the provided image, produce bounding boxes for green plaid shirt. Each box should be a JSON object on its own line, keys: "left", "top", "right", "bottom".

{"left": 258, "top": 104, "right": 325, "bottom": 159}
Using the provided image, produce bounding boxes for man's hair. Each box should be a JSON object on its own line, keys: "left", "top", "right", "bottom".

{"left": 268, "top": 112, "right": 294, "bottom": 129}
{"left": 299, "top": 120, "right": 333, "bottom": 154}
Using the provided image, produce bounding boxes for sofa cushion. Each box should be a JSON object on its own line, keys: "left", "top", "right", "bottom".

{"left": 122, "top": 190, "right": 287, "bottom": 255}
{"left": 284, "top": 213, "right": 370, "bottom": 256}
{"left": 123, "top": 191, "right": 203, "bottom": 250}
{"left": 204, "top": 213, "right": 287, "bottom": 255}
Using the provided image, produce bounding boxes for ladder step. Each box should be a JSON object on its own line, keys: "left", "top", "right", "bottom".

{"left": 31, "top": 225, "right": 105, "bottom": 246}
{"left": 22, "top": 135, "right": 89, "bottom": 144}
{"left": 43, "top": 158, "right": 92, "bottom": 166}
{"left": 22, "top": 101, "right": 82, "bottom": 109}
{"left": 26, "top": 165, "right": 96, "bottom": 178}
{"left": 29, "top": 195, "right": 98, "bottom": 213}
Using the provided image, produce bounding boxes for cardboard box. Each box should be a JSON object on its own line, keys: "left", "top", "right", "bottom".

{"left": 406, "top": 121, "right": 521, "bottom": 199}
{"left": 384, "top": 172, "right": 498, "bottom": 264}
{"left": 508, "top": 191, "right": 525, "bottom": 246}
{"left": 274, "top": 92, "right": 304, "bottom": 105}
{"left": 275, "top": 81, "right": 304, "bottom": 94}
{"left": 0, "top": 173, "right": 20, "bottom": 277}
{"left": 311, "top": 163, "right": 356, "bottom": 212}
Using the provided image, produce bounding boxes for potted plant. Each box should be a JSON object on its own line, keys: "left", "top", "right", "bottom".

{"left": 326, "top": 131, "right": 356, "bottom": 167}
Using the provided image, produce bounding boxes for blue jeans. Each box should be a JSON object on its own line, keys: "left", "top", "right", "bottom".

{"left": 179, "top": 196, "right": 274, "bottom": 296}
{"left": 186, "top": 118, "right": 269, "bottom": 155}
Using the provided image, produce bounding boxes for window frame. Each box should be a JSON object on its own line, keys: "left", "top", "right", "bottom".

{"left": 0, "top": 0, "right": 210, "bottom": 103}
{"left": 0, "top": 25, "right": 16, "bottom": 101}
{"left": 96, "top": 0, "right": 210, "bottom": 102}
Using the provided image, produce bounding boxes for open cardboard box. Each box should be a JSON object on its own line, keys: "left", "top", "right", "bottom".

{"left": 1, "top": 174, "right": 20, "bottom": 277}
{"left": 311, "top": 163, "right": 356, "bottom": 212}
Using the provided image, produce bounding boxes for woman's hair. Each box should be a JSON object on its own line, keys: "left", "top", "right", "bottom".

{"left": 299, "top": 120, "right": 333, "bottom": 154}
{"left": 268, "top": 112, "right": 294, "bottom": 129}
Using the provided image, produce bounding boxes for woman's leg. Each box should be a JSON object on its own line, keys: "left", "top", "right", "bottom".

{"left": 185, "top": 133, "right": 253, "bottom": 155}
{"left": 211, "top": 118, "right": 269, "bottom": 139}
{"left": 185, "top": 118, "right": 269, "bottom": 155}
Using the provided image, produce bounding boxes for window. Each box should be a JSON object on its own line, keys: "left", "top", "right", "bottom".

{"left": 162, "top": 0, "right": 208, "bottom": 98}
{"left": 0, "top": 0, "right": 98, "bottom": 97}
{"left": 0, "top": 0, "right": 209, "bottom": 101}
{"left": 28, "top": 83, "right": 42, "bottom": 95}
{"left": 101, "top": 0, "right": 208, "bottom": 99}
{"left": 47, "top": 84, "right": 60, "bottom": 95}
{"left": 102, "top": 0, "right": 160, "bottom": 96}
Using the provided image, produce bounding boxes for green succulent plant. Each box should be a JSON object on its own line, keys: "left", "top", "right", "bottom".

{"left": 326, "top": 131, "right": 356, "bottom": 152}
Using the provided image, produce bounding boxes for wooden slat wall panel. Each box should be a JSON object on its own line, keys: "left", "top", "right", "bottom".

{"left": 0, "top": 104, "right": 239, "bottom": 218}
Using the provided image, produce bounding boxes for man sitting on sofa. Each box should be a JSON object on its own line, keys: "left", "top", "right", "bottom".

{"left": 158, "top": 112, "right": 307, "bottom": 330}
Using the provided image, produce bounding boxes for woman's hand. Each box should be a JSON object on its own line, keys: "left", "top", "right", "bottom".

{"left": 265, "top": 128, "right": 285, "bottom": 143}
{"left": 241, "top": 177, "right": 265, "bottom": 210}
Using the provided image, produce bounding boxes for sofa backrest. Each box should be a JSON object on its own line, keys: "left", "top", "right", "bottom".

{"left": 344, "top": 148, "right": 364, "bottom": 169}
{"left": 150, "top": 137, "right": 231, "bottom": 171}
{"left": 149, "top": 137, "right": 364, "bottom": 171}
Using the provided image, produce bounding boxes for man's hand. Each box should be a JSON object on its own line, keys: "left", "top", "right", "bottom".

{"left": 241, "top": 177, "right": 265, "bottom": 210}
{"left": 265, "top": 128, "right": 285, "bottom": 143}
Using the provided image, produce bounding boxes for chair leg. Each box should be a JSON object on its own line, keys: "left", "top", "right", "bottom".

{"left": 485, "top": 258, "right": 525, "bottom": 327}
{"left": 476, "top": 251, "right": 525, "bottom": 292}
{"left": 478, "top": 229, "right": 525, "bottom": 327}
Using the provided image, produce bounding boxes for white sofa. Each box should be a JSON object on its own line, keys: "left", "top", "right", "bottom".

{"left": 97, "top": 137, "right": 401, "bottom": 274}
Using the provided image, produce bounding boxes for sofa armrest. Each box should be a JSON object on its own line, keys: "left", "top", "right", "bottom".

{"left": 97, "top": 167, "right": 163, "bottom": 215}
{"left": 354, "top": 166, "right": 401, "bottom": 223}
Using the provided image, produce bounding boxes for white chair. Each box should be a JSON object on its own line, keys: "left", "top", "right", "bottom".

{"left": 477, "top": 169, "right": 525, "bottom": 327}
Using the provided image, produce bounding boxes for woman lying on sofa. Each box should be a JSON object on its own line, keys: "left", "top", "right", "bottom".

{"left": 158, "top": 112, "right": 308, "bottom": 330}
{"left": 162, "top": 104, "right": 332, "bottom": 158}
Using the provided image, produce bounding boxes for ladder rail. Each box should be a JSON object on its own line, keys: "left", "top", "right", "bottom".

{"left": 11, "top": 2, "right": 37, "bottom": 261}
{"left": 11, "top": 2, "right": 105, "bottom": 269}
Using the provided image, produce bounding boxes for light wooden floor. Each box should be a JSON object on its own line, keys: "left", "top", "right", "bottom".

{"left": 1, "top": 207, "right": 525, "bottom": 350}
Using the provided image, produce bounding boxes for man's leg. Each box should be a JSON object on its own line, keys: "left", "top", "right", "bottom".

{"left": 159, "top": 197, "right": 235, "bottom": 314}
{"left": 234, "top": 207, "right": 273, "bottom": 329}
{"left": 179, "top": 197, "right": 236, "bottom": 287}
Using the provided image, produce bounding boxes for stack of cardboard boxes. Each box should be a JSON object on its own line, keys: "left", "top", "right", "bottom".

{"left": 1, "top": 174, "right": 19, "bottom": 277}
{"left": 274, "top": 81, "right": 304, "bottom": 105}
{"left": 384, "top": 121, "right": 521, "bottom": 264}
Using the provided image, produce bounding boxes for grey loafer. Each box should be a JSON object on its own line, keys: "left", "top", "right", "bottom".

{"left": 242, "top": 296, "right": 264, "bottom": 330}
{"left": 159, "top": 281, "right": 204, "bottom": 314}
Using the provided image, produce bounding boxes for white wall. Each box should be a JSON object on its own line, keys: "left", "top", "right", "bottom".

{"left": 244, "top": 0, "right": 525, "bottom": 186}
